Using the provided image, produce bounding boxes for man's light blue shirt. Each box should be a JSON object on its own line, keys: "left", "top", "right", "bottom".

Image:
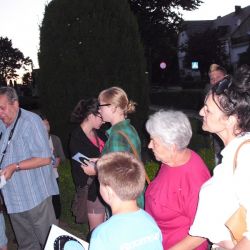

{"left": 0, "top": 108, "right": 59, "bottom": 213}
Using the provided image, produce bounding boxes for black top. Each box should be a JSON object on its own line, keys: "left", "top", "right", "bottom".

{"left": 69, "top": 126, "right": 106, "bottom": 201}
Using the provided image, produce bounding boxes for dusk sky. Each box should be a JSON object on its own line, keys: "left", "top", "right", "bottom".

{"left": 0, "top": 0, "right": 249, "bottom": 69}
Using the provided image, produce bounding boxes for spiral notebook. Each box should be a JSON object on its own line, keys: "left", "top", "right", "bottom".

{"left": 44, "top": 224, "right": 89, "bottom": 250}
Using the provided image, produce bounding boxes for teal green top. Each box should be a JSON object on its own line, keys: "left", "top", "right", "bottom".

{"left": 102, "top": 119, "right": 144, "bottom": 208}
{"left": 102, "top": 119, "right": 141, "bottom": 158}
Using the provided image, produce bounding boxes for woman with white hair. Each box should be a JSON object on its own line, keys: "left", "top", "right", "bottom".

{"left": 145, "top": 110, "right": 211, "bottom": 250}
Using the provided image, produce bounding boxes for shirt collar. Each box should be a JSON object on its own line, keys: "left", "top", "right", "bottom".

{"left": 106, "top": 119, "right": 130, "bottom": 136}
{"left": 221, "top": 132, "right": 250, "bottom": 157}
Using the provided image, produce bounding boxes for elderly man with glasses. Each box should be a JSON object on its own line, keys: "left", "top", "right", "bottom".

{"left": 0, "top": 87, "right": 58, "bottom": 250}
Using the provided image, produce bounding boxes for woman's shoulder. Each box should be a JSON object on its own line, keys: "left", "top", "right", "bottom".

{"left": 70, "top": 126, "right": 84, "bottom": 137}
{"left": 223, "top": 133, "right": 250, "bottom": 159}
{"left": 189, "top": 150, "right": 206, "bottom": 165}
{"left": 117, "top": 121, "right": 139, "bottom": 137}
{"left": 187, "top": 150, "right": 211, "bottom": 176}
{"left": 69, "top": 126, "right": 88, "bottom": 145}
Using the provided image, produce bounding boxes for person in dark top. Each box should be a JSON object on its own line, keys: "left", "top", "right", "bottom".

{"left": 69, "top": 98, "right": 106, "bottom": 232}
{"left": 40, "top": 114, "right": 65, "bottom": 225}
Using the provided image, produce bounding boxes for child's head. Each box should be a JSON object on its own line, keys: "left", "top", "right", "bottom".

{"left": 209, "top": 64, "right": 227, "bottom": 85}
{"left": 96, "top": 152, "right": 145, "bottom": 202}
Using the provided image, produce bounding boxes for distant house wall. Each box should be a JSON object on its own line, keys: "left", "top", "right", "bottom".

{"left": 231, "top": 15, "right": 250, "bottom": 68}
{"left": 177, "top": 31, "right": 188, "bottom": 77}
{"left": 178, "top": 5, "right": 250, "bottom": 77}
{"left": 231, "top": 44, "right": 248, "bottom": 67}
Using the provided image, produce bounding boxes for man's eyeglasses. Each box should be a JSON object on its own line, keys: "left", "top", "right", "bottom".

{"left": 98, "top": 103, "right": 111, "bottom": 107}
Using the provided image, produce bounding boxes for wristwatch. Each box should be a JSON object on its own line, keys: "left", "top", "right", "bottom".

{"left": 16, "top": 163, "right": 21, "bottom": 171}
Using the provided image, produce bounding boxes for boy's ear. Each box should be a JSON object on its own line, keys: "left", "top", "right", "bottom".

{"left": 106, "top": 186, "right": 113, "bottom": 200}
{"left": 107, "top": 185, "right": 115, "bottom": 193}
{"left": 107, "top": 185, "right": 119, "bottom": 202}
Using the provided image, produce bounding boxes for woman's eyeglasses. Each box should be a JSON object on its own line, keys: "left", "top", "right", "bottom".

{"left": 98, "top": 103, "right": 111, "bottom": 107}
{"left": 211, "top": 75, "right": 236, "bottom": 111}
{"left": 212, "top": 75, "right": 232, "bottom": 95}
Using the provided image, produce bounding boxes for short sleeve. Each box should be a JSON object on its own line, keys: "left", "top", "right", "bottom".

{"left": 89, "top": 228, "right": 104, "bottom": 250}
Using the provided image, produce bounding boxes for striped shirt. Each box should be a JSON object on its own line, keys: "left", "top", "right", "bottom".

{"left": 0, "top": 108, "right": 59, "bottom": 213}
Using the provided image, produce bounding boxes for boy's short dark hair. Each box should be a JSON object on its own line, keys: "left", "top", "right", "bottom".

{"left": 96, "top": 152, "right": 145, "bottom": 201}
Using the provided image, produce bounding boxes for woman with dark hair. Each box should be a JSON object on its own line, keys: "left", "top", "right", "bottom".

{"left": 69, "top": 98, "right": 106, "bottom": 232}
{"left": 82, "top": 87, "right": 143, "bottom": 207}
{"left": 170, "top": 65, "right": 250, "bottom": 249}
{"left": 40, "top": 114, "right": 65, "bottom": 225}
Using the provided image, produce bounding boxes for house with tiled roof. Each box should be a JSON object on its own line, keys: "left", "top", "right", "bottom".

{"left": 178, "top": 5, "right": 250, "bottom": 80}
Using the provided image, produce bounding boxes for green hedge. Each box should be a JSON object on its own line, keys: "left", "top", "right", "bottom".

{"left": 150, "top": 89, "right": 204, "bottom": 111}
{"left": 145, "top": 161, "right": 160, "bottom": 180}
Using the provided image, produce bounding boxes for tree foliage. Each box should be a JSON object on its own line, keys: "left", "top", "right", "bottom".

{"left": 128, "top": 0, "right": 203, "bottom": 83}
{"left": 39, "top": 0, "right": 148, "bottom": 147}
{"left": 183, "top": 28, "right": 229, "bottom": 77}
{"left": 0, "top": 37, "right": 32, "bottom": 85}
{"left": 129, "top": 0, "right": 203, "bottom": 34}
{"left": 22, "top": 72, "right": 33, "bottom": 85}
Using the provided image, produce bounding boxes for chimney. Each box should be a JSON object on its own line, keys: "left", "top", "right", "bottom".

{"left": 235, "top": 5, "right": 242, "bottom": 15}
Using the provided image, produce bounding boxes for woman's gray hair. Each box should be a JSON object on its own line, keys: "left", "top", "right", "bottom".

{"left": 146, "top": 109, "right": 192, "bottom": 150}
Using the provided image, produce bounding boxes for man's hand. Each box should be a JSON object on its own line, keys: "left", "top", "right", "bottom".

{"left": 1, "top": 163, "right": 17, "bottom": 180}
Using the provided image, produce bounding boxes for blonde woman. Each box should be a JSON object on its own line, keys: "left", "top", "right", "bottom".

{"left": 83, "top": 87, "right": 143, "bottom": 207}
{"left": 98, "top": 86, "right": 141, "bottom": 156}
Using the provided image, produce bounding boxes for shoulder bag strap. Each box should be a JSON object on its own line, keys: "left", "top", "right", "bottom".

{"left": 117, "top": 130, "right": 150, "bottom": 184}
{"left": 233, "top": 139, "right": 250, "bottom": 172}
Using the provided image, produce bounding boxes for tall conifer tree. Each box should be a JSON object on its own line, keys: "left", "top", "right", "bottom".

{"left": 39, "top": 0, "right": 148, "bottom": 146}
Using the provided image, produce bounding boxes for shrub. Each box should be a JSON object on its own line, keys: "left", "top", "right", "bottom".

{"left": 198, "top": 147, "right": 215, "bottom": 174}
{"left": 38, "top": 0, "right": 149, "bottom": 150}
{"left": 145, "top": 161, "right": 160, "bottom": 181}
{"left": 150, "top": 89, "right": 203, "bottom": 111}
